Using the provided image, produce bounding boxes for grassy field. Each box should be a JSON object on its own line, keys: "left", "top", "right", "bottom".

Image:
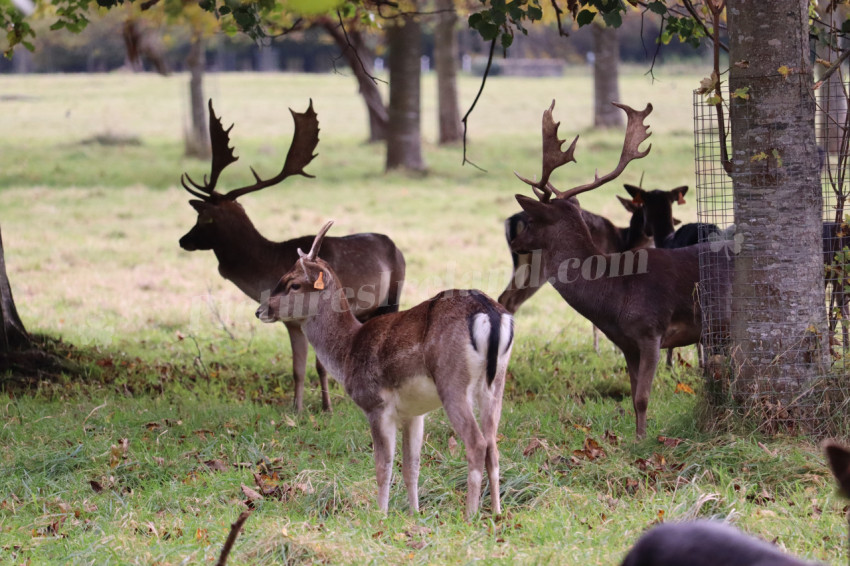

{"left": 0, "top": 68, "right": 847, "bottom": 565}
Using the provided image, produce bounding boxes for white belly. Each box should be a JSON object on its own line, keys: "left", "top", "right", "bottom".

{"left": 382, "top": 375, "right": 442, "bottom": 420}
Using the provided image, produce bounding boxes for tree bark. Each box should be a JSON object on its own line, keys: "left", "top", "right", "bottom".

{"left": 185, "top": 26, "right": 210, "bottom": 159}
{"left": 434, "top": 0, "right": 462, "bottom": 145}
{"left": 386, "top": 13, "right": 426, "bottom": 172}
{"left": 727, "top": 0, "right": 826, "bottom": 404}
{"left": 0, "top": 224, "right": 29, "bottom": 353}
{"left": 319, "top": 19, "right": 388, "bottom": 143}
{"left": 592, "top": 24, "right": 622, "bottom": 129}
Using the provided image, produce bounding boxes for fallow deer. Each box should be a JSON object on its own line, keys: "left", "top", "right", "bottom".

{"left": 619, "top": 441, "right": 850, "bottom": 565}
{"left": 510, "top": 100, "right": 732, "bottom": 438}
{"left": 256, "top": 221, "right": 514, "bottom": 520}
{"left": 498, "top": 195, "right": 652, "bottom": 352}
{"left": 179, "top": 100, "right": 406, "bottom": 412}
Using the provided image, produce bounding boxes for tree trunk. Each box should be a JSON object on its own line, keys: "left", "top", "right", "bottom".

{"left": 434, "top": 0, "right": 462, "bottom": 145}
{"left": 386, "top": 13, "right": 426, "bottom": 172}
{"left": 319, "top": 19, "right": 388, "bottom": 143}
{"left": 727, "top": 0, "right": 826, "bottom": 407}
{"left": 185, "top": 27, "right": 210, "bottom": 159}
{"left": 0, "top": 224, "right": 29, "bottom": 353}
{"left": 592, "top": 24, "right": 622, "bottom": 129}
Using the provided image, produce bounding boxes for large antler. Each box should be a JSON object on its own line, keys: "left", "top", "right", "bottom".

{"left": 515, "top": 100, "right": 578, "bottom": 203}
{"left": 223, "top": 101, "right": 320, "bottom": 201}
{"left": 181, "top": 99, "right": 239, "bottom": 200}
{"left": 517, "top": 101, "right": 653, "bottom": 202}
{"left": 180, "top": 100, "right": 320, "bottom": 202}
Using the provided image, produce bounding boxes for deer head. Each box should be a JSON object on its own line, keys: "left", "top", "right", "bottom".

{"left": 623, "top": 184, "right": 688, "bottom": 241}
{"left": 510, "top": 100, "right": 653, "bottom": 255}
{"left": 257, "top": 221, "right": 338, "bottom": 323}
{"left": 179, "top": 99, "right": 320, "bottom": 251}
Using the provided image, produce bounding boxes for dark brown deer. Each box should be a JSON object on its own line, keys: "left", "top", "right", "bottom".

{"left": 498, "top": 196, "right": 652, "bottom": 352}
{"left": 619, "top": 441, "right": 850, "bottom": 565}
{"left": 510, "top": 100, "right": 732, "bottom": 438}
{"left": 498, "top": 196, "right": 651, "bottom": 313}
{"left": 179, "top": 101, "right": 406, "bottom": 412}
{"left": 256, "top": 221, "right": 514, "bottom": 520}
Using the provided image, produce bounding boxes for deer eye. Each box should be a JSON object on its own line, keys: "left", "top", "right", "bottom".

{"left": 289, "top": 283, "right": 301, "bottom": 292}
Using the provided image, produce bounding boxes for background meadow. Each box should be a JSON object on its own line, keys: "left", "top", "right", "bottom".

{"left": 0, "top": 68, "right": 846, "bottom": 565}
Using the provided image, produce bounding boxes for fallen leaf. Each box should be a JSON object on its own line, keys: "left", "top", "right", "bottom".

{"left": 523, "top": 437, "right": 548, "bottom": 457}
{"left": 203, "top": 459, "right": 228, "bottom": 472}
{"left": 241, "top": 484, "right": 263, "bottom": 507}
{"left": 674, "top": 382, "right": 694, "bottom": 395}
{"left": 448, "top": 436, "right": 459, "bottom": 458}
{"left": 603, "top": 430, "right": 619, "bottom": 446}
{"left": 89, "top": 480, "right": 103, "bottom": 494}
{"left": 657, "top": 436, "right": 684, "bottom": 448}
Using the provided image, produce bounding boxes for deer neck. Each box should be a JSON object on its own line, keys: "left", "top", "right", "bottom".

{"left": 299, "top": 287, "right": 363, "bottom": 386}
{"left": 213, "top": 220, "right": 289, "bottom": 301}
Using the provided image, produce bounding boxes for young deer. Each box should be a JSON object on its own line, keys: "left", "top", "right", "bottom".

{"left": 619, "top": 441, "right": 850, "bottom": 565}
{"left": 256, "top": 221, "right": 514, "bottom": 520}
{"left": 510, "top": 100, "right": 732, "bottom": 438}
{"left": 179, "top": 101, "right": 406, "bottom": 412}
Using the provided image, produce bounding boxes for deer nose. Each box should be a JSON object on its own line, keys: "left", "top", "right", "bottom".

{"left": 255, "top": 306, "right": 265, "bottom": 320}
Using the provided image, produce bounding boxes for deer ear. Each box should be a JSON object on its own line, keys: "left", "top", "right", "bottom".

{"left": 515, "top": 194, "right": 552, "bottom": 217}
{"left": 623, "top": 184, "right": 644, "bottom": 204}
{"left": 617, "top": 195, "right": 640, "bottom": 213}
{"left": 673, "top": 217, "right": 682, "bottom": 226}
{"left": 189, "top": 199, "right": 209, "bottom": 213}
{"left": 670, "top": 186, "right": 688, "bottom": 205}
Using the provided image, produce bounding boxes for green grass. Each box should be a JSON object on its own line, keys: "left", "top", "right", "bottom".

{"left": 0, "top": 68, "right": 847, "bottom": 565}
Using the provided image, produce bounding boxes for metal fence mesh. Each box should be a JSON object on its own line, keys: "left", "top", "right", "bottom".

{"left": 693, "top": 77, "right": 850, "bottom": 436}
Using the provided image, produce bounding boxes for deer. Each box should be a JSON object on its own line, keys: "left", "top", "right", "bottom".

{"left": 509, "top": 100, "right": 733, "bottom": 439}
{"left": 179, "top": 100, "right": 406, "bottom": 413}
{"left": 255, "top": 221, "right": 514, "bottom": 520}
{"left": 498, "top": 195, "right": 653, "bottom": 352}
{"left": 618, "top": 440, "right": 850, "bottom": 565}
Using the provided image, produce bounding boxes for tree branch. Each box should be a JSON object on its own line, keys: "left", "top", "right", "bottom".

{"left": 460, "top": 38, "right": 497, "bottom": 172}
{"left": 215, "top": 509, "right": 253, "bottom": 566}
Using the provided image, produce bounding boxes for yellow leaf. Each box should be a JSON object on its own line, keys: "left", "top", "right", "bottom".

{"left": 778, "top": 65, "right": 791, "bottom": 78}
{"left": 674, "top": 382, "right": 695, "bottom": 395}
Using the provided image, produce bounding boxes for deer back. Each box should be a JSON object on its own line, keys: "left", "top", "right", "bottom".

{"left": 343, "top": 290, "right": 512, "bottom": 411}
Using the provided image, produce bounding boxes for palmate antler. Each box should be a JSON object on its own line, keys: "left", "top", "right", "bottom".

{"left": 181, "top": 99, "right": 320, "bottom": 201}
{"left": 516, "top": 100, "right": 652, "bottom": 202}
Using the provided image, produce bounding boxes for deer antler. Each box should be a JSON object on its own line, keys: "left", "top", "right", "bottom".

{"left": 181, "top": 99, "right": 238, "bottom": 200}
{"left": 555, "top": 102, "right": 653, "bottom": 200}
{"left": 514, "top": 100, "right": 578, "bottom": 203}
{"left": 297, "top": 220, "right": 334, "bottom": 281}
{"left": 223, "top": 101, "right": 320, "bottom": 201}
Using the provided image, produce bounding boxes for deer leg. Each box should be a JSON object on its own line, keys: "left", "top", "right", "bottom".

{"left": 315, "top": 359, "right": 332, "bottom": 413}
{"left": 368, "top": 411, "right": 397, "bottom": 513}
{"left": 401, "top": 415, "right": 425, "bottom": 515}
{"left": 284, "top": 322, "right": 308, "bottom": 412}
{"left": 634, "top": 343, "right": 661, "bottom": 439}
{"left": 441, "top": 395, "right": 487, "bottom": 520}
{"left": 665, "top": 348, "right": 673, "bottom": 367}
{"left": 592, "top": 325, "right": 600, "bottom": 353}
{"left": 476, "top": 378, "right": 505, "bottom": 517}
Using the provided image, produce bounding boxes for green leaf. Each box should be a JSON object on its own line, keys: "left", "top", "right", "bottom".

{"left": 527, "top": 5, "right": 543, "bottom": 20}
{"left": 479, "top": 22, "right": 499, "bottom": 41}
{"left": 705, "top": 95, "right": 722, "bottom": 105}
{"left": 647, "top": 1, "right": 667, "bottom": 15}
{"left": 576, "top": 9, "right": 596, "bottom": 27}
{"left": 50, "top": 20, "right": 66, "bottom": 31}
{"left": 501, "top": 32, "right": 514, "bottom": 49}
{"left": 842, "top": 18, "right": 850, "bottom": 34}
{"left": 601, "top": 9, "right": 622, "bottom": 28}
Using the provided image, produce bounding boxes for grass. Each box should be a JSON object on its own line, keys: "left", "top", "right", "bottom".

{"left": 0, "top": 67, "right": 847, "bottom": 565}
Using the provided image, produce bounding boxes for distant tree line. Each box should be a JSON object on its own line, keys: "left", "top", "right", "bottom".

{"left": 1, "top": 9, "right": 707, "bottom": 75}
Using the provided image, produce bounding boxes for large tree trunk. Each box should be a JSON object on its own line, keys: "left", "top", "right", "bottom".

{"left": 319, "top": 19, "right": 388, "bottom": 143}
{"left": 385, "top": 13, "right": 426, "bottom": 172}
{"left": 727, "top": 1, "right": 826, "bottom": 407}
{"left": 592, "top": 24, "right": 622, "bottom": 129}
{"left": 185, "top": 27, "right": 210, "bottom": 159}
{"left": 0, "top": 224, "right": 29, "bottom": 353}
{"left": 434, "top": 0, "right": 462, "bottom": 145}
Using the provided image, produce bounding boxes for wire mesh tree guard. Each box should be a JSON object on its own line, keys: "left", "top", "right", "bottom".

{"left": 693, "top": 72, "right": 850, "bottom": 436}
